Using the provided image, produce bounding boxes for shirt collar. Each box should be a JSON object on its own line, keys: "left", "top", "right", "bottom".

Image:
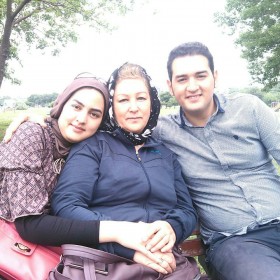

{"left": 179, "top": 93, "right": 225, "bottom": 128}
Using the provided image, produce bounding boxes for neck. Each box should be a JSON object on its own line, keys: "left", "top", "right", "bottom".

{"left": 184, "top": 100, "right": 216, "bottom": 127}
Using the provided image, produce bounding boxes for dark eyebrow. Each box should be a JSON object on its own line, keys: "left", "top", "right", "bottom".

{"left": 196, "top": 70, "right": 208, "bottom": 75}
{"left": 174, "top": 74, "right": 187, "bottom": 79}
{"left": 72, "top": 99, "right": 103, "bottom": 114}
{"left": 175, "top": 70, "right": 208, "bottom": 79}
{"left": 73, "top": 99, "right": 83, "bottom": 106}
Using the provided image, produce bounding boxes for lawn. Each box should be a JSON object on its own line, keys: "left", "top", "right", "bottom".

{"left": 0, "top": 107, "right": 50, "bottom": 141}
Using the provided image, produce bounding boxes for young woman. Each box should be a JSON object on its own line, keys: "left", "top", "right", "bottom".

{"left": 0, "top": 75, "right": 161, "bottom": 264}
{"left": 51, "top": 63, "right": 200, "bottom": 278}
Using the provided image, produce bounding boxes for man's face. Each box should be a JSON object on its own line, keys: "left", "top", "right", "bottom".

{"left": 167, "top": 55, "right": 217, "bottom": 125}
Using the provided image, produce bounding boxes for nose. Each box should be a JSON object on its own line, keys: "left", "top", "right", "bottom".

{"left": 186, "top": 78, "right": 199, "bottom": 92}
{"left": 75, "top": 110, "right": 87, "bottom": 124}
{"left": 128, "top": 100, "right": 139, "bottom": 112}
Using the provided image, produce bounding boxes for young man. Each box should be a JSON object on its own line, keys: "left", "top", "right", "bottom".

{"left": 154, "top": 41, "right": 280, "bottom": 280}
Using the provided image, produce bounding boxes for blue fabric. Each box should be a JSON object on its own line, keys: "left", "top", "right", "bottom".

{"left": 51, "top": 130, "right": 197, "bottom": 259}
{"left": 205, "top": 222, "right": 280, "bottom": 280}
{"left": 154, "top": 93, "right": 280, "bottom": 244}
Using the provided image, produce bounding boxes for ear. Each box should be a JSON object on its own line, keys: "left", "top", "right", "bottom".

{"left": 213, "top": 70, "right": 218, "bottom": 88}
{"left": 167, "top": 79, "right": 174, "bottom": 96}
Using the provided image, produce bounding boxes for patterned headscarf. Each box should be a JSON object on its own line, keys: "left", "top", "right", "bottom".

{"left": 102, "top": 63, "right": 161, "bottom": 145}
{"left": 47, "top": 74, "right": 109, "bottom": 159}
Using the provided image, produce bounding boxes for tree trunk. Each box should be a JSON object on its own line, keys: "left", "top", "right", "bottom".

{"left": 0, "top": 0, "right": 13, "bottom": 89}
{"left": 0, "top": 0, "right": 31, "bottom": 89}
{"left": 0, "top": 20, "right": 13, "bottom": 89}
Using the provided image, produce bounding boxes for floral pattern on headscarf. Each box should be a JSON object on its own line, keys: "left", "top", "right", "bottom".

{"left": 102, "top": 63, "right": 161, "bottom": 145}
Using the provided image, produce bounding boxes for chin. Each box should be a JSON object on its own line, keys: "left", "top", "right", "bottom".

{"left": 132, "top": 131, "right": 142, "bottom": 134}
{"left": 64, "top": 135, "right": 80, "bottom": 143}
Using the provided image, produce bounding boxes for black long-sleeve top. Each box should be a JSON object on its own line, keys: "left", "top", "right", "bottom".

{"left": 15, "top": 214, "right": 100, "bottom": 247}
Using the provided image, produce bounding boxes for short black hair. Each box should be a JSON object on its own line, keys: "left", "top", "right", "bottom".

{"left": 167, "top": 42, "right": 214, "bottom": 80}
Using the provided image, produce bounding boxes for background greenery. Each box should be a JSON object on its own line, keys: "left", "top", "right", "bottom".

{"left": 215, "top": 0, "right": 280, "bottom": 90}
{"left": 0, "top": 107, "right": 50, "bottom": 141}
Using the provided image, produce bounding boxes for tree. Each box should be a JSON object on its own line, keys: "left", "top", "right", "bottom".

{"left": 0, "top": 0, "right": 136, "bottom": 88}
{"left": 159, "top": 91, "right": 177, "bottom": 108}
{"left": 215, "top": 0, "right": 280, "bottom": 90}
{"left": 26, "top": 92, "right": 57, "bottom": 106}
{"left": 0, "top": 95, "right": 11, "bottom": 106}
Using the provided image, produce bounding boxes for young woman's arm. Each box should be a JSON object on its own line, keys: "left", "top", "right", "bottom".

{"left": 15, "top": 214, "right": 166, "bottom": 267}
{"left": 15, "top": 214, "right": 99, "bottom": 246}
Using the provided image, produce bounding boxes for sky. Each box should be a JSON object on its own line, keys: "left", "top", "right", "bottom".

{"left": 0, "top": 0, "right": 252, "bottom": 98}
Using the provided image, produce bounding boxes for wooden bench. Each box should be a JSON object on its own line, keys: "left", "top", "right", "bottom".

{"left": 179, "top": 228, "right": 210, "bottom": 279}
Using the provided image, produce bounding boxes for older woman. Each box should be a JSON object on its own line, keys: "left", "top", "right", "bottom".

{"left": 51, "top": 63, "right": 200, "bottom": 279}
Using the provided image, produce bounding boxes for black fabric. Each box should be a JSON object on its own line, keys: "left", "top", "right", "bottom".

{"left": 15, "top": 214, "right": 100, "bottom": 247}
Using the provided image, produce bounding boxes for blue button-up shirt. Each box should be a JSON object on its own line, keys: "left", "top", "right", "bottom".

{"left": 154, "top": 93, "right": 280, "bottom": 244}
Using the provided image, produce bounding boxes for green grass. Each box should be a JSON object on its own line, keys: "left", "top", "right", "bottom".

{"left": 0, "top": 107, "right": 50, "bottom": 141}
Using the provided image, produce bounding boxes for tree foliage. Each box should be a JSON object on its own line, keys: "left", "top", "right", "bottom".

{"left": 26, "top": 92, "right": 57, "bottom": 107}
{"left": 159, "top": 91, "right": 177, "bottom": 108}
{"left": 227, "top": 85, "right": 280, "bottom": 106}
{"left": 0, "top": 0, "right": 135, "bottom": 88}
{"left": 215, "top": 0, "right": 280, "bottom": 90}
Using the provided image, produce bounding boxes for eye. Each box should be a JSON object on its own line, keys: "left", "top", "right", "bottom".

{"left": 197, "top": 73, "right": 208, "bottom": 79}
{"left": 137, "top": 96, "right": 147, "bottom": 101}
{"left": 90, "top": 111, "right": 102, "bottom": 119}
{"left": 72, "top": 104, "right": 81, "bottom": 110}
{"left": 198, "top": 75, "right": 206, "bottom": 79}
{"left": 118, "top": 98, "right": 128, "bottom": 103}
{"left": 177, "top": 77, "right": 187, "bottom": 83}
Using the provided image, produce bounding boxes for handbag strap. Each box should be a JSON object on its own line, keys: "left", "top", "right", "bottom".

{"left": 49, "top": 259, "right": 98, "bottom": 280}
{"left": 84, "top": 258, "right": 97, "bottom": 280}
{"left": 61, "top": 244, "right": 133, "bottom": 264}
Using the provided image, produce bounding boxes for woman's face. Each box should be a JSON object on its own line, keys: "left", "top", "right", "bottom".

{"left": 58, "top": 88, "right": 104, "bottom": 143}
{"left": 113, "top": 78, "right": 151, "bottom": 134}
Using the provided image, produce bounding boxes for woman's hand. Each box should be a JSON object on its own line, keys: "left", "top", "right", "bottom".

{"left": 143, "top": 221, "right": 176, "bottom": 253}
{"left": 133, "top": 250, "right": 176, "bottom": 275}
{"left": 100, "top": 221, "right": 163, "bottom": 263}
{"left": 3, "top": 113, "right": 46, "bottom": 143}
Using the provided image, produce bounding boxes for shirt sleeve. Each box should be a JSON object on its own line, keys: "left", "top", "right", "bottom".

{"left": 253, "top": 96, "right": 280, "bottom": 163}
{"left": 15, "top": 214, "right": 100, "bottom": 247}
{"left": 162, "top": 155, "right": 197, "bottom": 243}
{"left": 0, "top": 122, "right": 53, "bottom": 221}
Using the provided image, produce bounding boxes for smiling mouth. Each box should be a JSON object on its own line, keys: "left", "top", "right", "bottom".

{"left": 71, "top": 124, "right": 85, "bottom": 131}
{"left": 187, "top": 94, "right": 201, "bottom": 100}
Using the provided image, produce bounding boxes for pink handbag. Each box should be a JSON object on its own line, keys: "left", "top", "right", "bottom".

{"left": 0, "top": 219, "right": 60, "bottom": 280}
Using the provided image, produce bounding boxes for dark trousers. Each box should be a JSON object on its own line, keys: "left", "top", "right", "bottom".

{"left": 205, "top": 222, "right": 280, "bottom": 280}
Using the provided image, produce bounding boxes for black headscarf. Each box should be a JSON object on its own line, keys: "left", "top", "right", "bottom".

{"left": 102, "top": 63, "right": 161, "bottom": 145}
